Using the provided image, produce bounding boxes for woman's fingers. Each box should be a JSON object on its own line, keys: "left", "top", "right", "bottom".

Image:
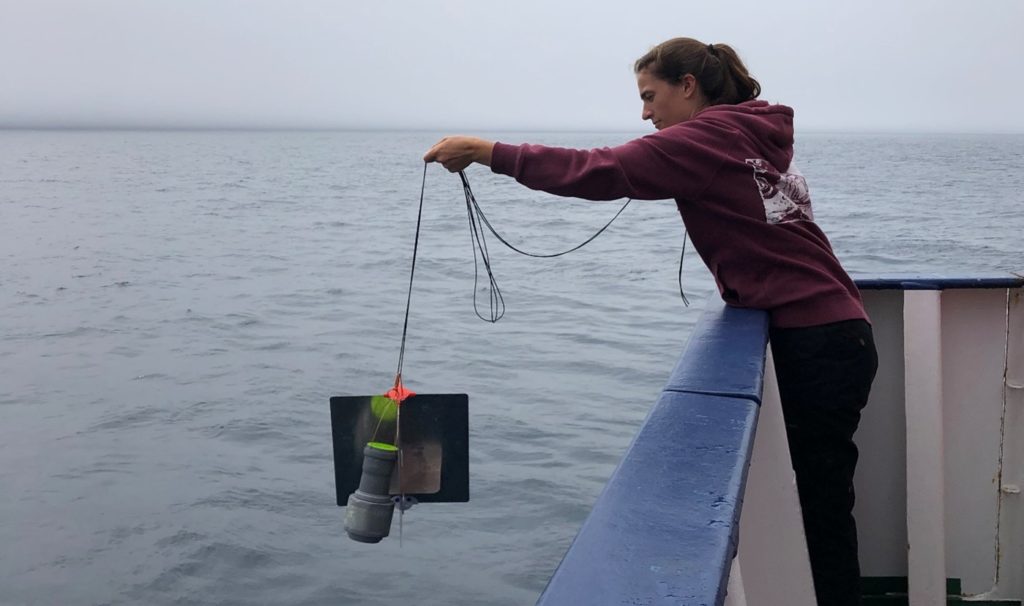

{"left": 423, "top": 136, "right": 492, "bottom": 172}
{"left": 423, "top": 136, "right": 459, "bottom": 163}
{"left": 422, "top": 137, "right": 450, "bottom": 162}
{"left": 423, "top": 137, "right": 470, "bottom": 172}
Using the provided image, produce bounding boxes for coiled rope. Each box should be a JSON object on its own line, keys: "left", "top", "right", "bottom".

{"left": 395, "top": 164, "right": 692, "bottom": 381}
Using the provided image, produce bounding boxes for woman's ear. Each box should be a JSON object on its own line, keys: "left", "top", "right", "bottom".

{"left": 680, "top": 73, "right": 698, "bottom": 98}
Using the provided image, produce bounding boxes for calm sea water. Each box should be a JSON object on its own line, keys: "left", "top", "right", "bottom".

{"left": 1, "top": 130, "right": 1022, "bottom": 606}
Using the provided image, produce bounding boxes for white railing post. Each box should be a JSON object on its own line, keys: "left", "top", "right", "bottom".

{"left": 903, "top": 290, "right": 947, "bottom": 606}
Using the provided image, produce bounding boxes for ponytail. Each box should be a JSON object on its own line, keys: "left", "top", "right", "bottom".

{"left": 634, "top": 38, "right": 761, "bottom": 106}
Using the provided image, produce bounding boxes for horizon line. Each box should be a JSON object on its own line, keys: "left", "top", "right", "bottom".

{"left": 2, "top": 123, "right": 1022, "bottom": 137}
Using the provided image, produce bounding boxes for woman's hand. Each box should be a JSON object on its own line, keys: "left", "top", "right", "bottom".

{"left": 423, "top": 136, "right": 494, "bottom": 172}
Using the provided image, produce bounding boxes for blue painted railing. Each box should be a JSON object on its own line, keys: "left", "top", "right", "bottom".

{"left": 853, "top": 274, "right": 1024, "bottom": 290}
{"left": 536, "top": 304, "right": 770, "bottom": 606}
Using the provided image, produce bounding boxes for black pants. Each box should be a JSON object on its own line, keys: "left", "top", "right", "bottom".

{"left": 769, "top": 319, "right": 878, "bottom": 606}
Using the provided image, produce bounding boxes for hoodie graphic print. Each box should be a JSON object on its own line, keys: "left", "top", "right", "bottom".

{"left": 745, "top": 158, "right": 813, "bottom": 224}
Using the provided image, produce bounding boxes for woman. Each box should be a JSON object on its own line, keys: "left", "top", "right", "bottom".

{"left": 424, "top": 37, "right": 878, "bottom": 606}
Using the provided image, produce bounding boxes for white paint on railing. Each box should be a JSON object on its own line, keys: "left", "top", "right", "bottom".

{"left": 856, "top": 285, "right": 1023, "bottom": 603}
{"left": 855, "top": 290, "right": 909, "bottom": 577}
{"left": 728, "top": 283, "right": 1023, "bottom": 605}
{"left": 978, "top": 287, "right": 1024, "bottom": 600}
{"left": 939, "top": 289, "right": 1008, "bottom": 593}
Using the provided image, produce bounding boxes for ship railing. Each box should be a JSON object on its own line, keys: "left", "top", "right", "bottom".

{"left": 535, "top": 275, "right": 1023, "bottom": 606}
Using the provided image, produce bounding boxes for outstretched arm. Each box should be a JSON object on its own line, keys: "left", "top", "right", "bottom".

{"left": 425, "top": 125, "right": 728, "bottom": 202}
{"left": 423, "top": 136, "right": 494, "bottom": 172}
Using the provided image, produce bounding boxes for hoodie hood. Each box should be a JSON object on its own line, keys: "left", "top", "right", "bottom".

{"left": 698, "top": 100, "right": 795, "bottom": 171}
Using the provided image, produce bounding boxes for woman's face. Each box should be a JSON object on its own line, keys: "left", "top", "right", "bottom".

{"left": 636, "top": 68, "right": 704, "bottom": 130}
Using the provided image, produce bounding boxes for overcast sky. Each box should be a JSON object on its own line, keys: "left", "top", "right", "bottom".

{"left": 2, "top": 0, "right": 1022, "bottom": 133}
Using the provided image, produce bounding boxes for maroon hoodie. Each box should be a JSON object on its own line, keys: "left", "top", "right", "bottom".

{"left": 489, "top": 100, "right": 867, "bottom": 328}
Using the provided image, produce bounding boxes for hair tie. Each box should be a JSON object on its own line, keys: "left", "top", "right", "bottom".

{"left": 707, "top": 43, "right": 717, "bottom": 56}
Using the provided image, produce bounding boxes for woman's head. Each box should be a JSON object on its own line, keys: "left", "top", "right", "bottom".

{"left": 634, "top": 38, "right": 761, "bottom": 130}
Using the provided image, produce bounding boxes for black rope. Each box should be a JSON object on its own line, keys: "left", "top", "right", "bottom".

{"left": 394, "top": 164, "right": 428, "bottom": 383}
{"left": 398, "top": 165, "right": 691, "bottom": 346}
{"left": 678, "top": 229, "right": 691, "bottom": 307}
{"left": 459, "top": 172, "right": 630, "bottom": 259}
{"left": 458, "top": 170, "right": 635, "bottom": 322}
{"left": 461, "top": 172, "right": 506, "bottom": 322}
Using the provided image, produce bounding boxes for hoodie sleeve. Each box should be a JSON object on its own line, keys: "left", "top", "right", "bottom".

{"left": 490, "top": 122, "right": 731, "bottom": 201}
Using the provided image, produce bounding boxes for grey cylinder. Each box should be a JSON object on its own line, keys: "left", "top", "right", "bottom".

{"left": 344, "top": 443, "right": 398, "bottom": 543}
